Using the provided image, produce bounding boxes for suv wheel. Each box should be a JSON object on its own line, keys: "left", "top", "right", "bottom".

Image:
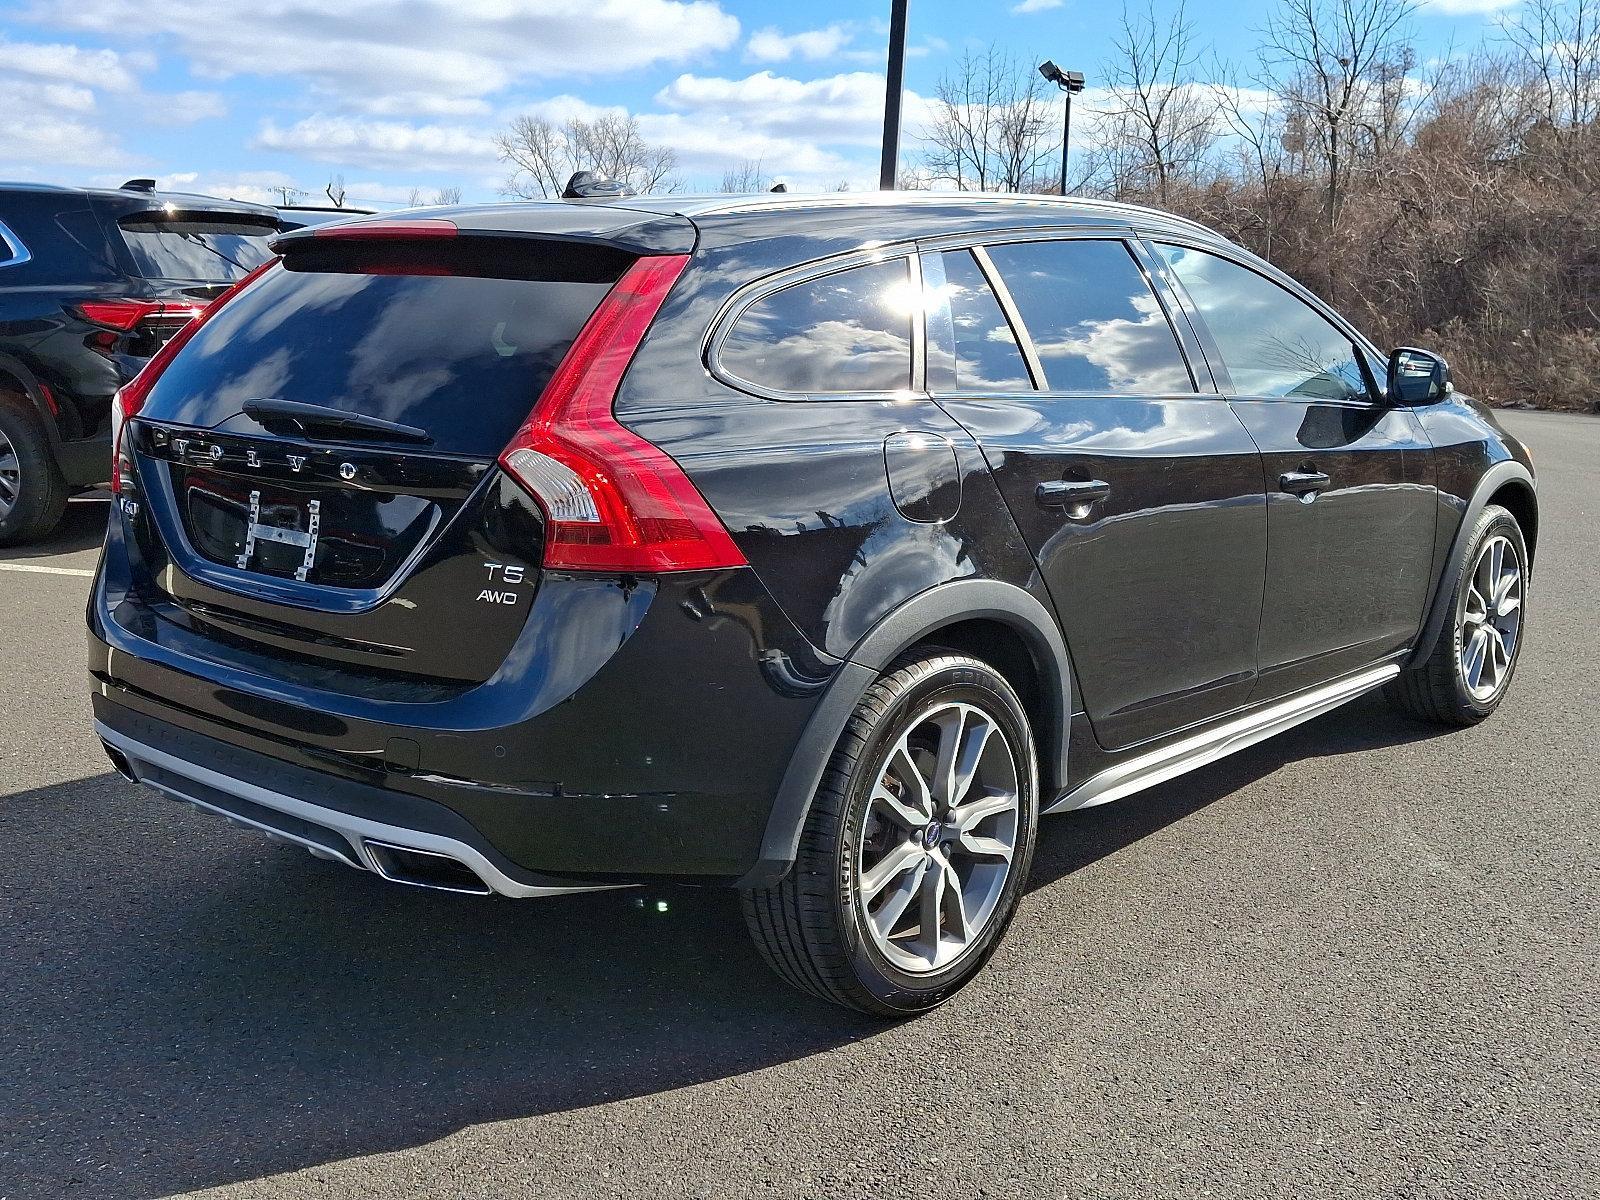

{"left": 742, "top": 650, "right": 1039, "bottom": 1016}
{"left": 0, "top": 394, "right": 67, "bottom": 546}
{"left": 1386, "top": 504, "right": 1527, "bottom": 726}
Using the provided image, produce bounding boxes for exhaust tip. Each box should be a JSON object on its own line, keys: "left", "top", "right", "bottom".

{"left": 363, "top": 840, "right": 492, "bottom": 896}
{"left": 101, "top": 740, "right": 138, "bottom": 783}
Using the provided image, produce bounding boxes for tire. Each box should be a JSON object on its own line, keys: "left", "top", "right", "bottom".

{"left": 0, "top": 393, "right": 67, "bottom": 546}
{"left": 742, "top": 649, "right": 1039, "bottom": 1017}
{"left": 1386, "top": 504, "right": 1528, "bottom": 726}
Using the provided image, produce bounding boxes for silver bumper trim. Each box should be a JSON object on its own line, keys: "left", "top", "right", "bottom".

{"left": 96, "top": 720, "right": 617, "bottom": 899}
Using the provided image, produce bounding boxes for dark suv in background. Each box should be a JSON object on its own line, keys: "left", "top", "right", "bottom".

{"left": 0, "top": 179, "right": 280, "bottom": 542}
{"left": 89, "top": 194, "right": 1537, "bottom": 1015}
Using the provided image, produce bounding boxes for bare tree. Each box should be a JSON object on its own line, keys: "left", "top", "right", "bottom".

{"left": 1260, "top": 0, "right": 1418, "bottom": 226}
{"left": 720, "top": 159, "right": 766, "bottom": 192}
{"left": 324, "top": 174, "right": 347, "bottom": 208}
{"left": 496, "top": 113, "right": 677, "bottom": 198}
{"left": 1104, "top": 0, "right": 1220, "bottom": 205}
{"left": 1499, "top": 0, "right": 1600, "bottom": 133}
{"left": 432, "top": 186, "right": 462, "bottom": 205}
{"left": 406, "top": 187, "right": 425, "bottom": 207}
{"left": 921, "top": 47, "right": 1057, "bottom": 191}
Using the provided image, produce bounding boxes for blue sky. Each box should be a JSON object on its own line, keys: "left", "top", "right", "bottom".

{"left": 0, "top": 0, "right": 1516, "bottom": 207}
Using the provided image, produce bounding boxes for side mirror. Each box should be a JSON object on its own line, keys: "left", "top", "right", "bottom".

{"left": 1387, "top": 347, "right": 1452, "bottom": 405}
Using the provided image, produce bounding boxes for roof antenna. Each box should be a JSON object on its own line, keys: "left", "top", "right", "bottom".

{"left": 769, "top": 182, "right": 788, "bottom": 192}
{"left": 121, "top": 178, "right": 157, "bottom": 193}
{"left": 562, "top": 171, "right": 633, "bottom": 200}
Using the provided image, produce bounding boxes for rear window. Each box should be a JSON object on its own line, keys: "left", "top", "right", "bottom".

{"left": 118, "top": 216, "right": 278, "bottom": 284}
{"left": 141, "top": 245, "right": 622, "bottom": 456}
{"left": 719, "top": 258, "right": 912, "bottom": 394}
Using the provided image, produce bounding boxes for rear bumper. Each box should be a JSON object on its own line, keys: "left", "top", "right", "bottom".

{"left": 95, "top": 710, "right": 605, "bottom": 897}
{"left": 89, "top": 541, "right": 843, "bottom": 884}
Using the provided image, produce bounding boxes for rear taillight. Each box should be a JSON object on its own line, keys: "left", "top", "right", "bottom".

{"left": 74, "top": 298, "right": 207, "bottom": 331}
{"left": 498, "top": 254, "right": 746, "bottom": 573}
{"left": 110, "top": 261, "right": 278, "bottom": 494}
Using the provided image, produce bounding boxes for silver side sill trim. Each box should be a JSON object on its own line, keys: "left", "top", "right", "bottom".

{"left": 96, "top": 720, "right": 620, "bottom": 899}
{"left": 1044, "top": 663, "right": 1401, "bottom": 815}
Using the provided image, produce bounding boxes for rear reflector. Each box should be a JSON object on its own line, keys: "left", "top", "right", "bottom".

{"left": 498, "top": 254, "right": 746, "bottom": 573}
{"left": 110, "top": 260, "right": 280, "bottom": 494}
{"left": 75, "top": 298, "right": 206, "bottom": 330}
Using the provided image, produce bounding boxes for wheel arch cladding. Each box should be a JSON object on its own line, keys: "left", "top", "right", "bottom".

{"left": 1409, "top": 460, "right": 1537, "bottom": 670}
{"left": 737, "top": 579, "right": 1073, "bottom": 889}
{"left": 0, "top": 353, "right": 58, "bottom": 442}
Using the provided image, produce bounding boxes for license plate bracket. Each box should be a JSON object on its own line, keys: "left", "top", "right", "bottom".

{"left": 237, "top": 490, "right": 321, "bottom": 581}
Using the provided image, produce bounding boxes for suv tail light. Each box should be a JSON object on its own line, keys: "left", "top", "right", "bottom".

{"left": 74, "top": 298, "right": 206, "bottom": 331}
{"left": 110, "top": 261, "right": 278, "bottom": 494}
{"left": 499, "top": 253, "right": 746, "bottom": 573}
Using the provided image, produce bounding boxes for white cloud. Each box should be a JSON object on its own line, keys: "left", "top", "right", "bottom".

{"left": 637, "top": 111, "right": 864, "bottom": 186}
{"left": 1419, "top": 0, "right": 1518, "bottom": 12}
{"left": 0, "top": 37, "right": 140, "bottom": 90}
{"left": 747, "top": 24, "right": 855, "bottom": 63}
{"left": 0, "top": 80, "right": 119, "bottom": 166}
{"left": 26, "top": 0, "right": 741, "bottom": 115}
{"left": 252, "top": 115, "right": 501, "bottom": 173}
{"left": 1012, "top": 0, "right": 1065, "bottom": 12}
{"left": 655, "top": 70, "right": 915, "bottom": 146}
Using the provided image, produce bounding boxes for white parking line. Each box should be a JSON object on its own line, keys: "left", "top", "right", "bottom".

{"left": 0, "top": 562, "right": 95, "bottom": 578}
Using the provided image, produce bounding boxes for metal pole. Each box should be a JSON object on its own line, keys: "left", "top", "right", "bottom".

{"left": 1059, "top": 90, "right": 1072, "bottom": 195}
{"left": 879, "top": 0, "right": 909, "bottom": 190}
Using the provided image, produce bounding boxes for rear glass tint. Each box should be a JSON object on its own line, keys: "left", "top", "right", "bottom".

{"left": 940, "top": 249, "right": 1033, "bottom": 392}
{"left": 720, "top": 258, "right": 912, "bottom": 394}
{"left": 983, "top": 239, "right": 1194, "bottom": 395}
{"left": 119, "top": 217, "right": 278, "bottom": 284}
{"left": 141, "top": 250, "right": 620, "bottom": 456}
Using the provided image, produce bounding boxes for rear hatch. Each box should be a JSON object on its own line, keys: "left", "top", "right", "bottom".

{"left": 119, "top": 229, "right": 642, "bottom": 684}
{"left": 112, "top": 208, "right": 282, "bottom": 353}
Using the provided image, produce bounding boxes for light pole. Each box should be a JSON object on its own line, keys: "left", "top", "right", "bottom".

{"left": 879, "top": 0, "right": 910, "bottom": 190}
{"left": 1038, "top": 61, "right": 1085, "bottom": 195}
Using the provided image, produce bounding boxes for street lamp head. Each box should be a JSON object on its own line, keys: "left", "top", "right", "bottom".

{"left": 1038, "top": 60, "right": 1086, "bottom": 92}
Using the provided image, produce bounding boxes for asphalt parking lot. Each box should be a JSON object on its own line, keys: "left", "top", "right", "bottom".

{"left": 1, "top": 409, "right": 1595, "bottom": 1200}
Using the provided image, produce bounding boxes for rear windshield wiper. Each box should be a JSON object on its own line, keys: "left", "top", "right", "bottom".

{"left": 242, "top": 398, "right": 434, "bottom": 445}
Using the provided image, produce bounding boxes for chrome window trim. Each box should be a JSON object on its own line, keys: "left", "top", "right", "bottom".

{"left": 0, "top": 219, "right": 32, "bottom": 269}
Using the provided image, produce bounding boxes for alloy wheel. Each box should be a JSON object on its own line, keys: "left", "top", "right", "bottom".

{"left": 0, "top": 425, "right": 18, "bottom": 519}
{"left": 855, "top": 701, "right": 1020, "bottom": 975}
{"left": 1460, "top": 533, "right": 1522, "bottom": 702}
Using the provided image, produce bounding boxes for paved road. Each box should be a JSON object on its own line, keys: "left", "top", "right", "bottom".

{"left": 1, "top": 412, "right": 1595, "bottom": 1200}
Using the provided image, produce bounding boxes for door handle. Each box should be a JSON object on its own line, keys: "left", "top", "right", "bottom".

{"left": 1036, "top": 478, "right": 1111, "bottom": 512}
{"left": 1278, "top": 469, "right": 1331, "bottom": 497}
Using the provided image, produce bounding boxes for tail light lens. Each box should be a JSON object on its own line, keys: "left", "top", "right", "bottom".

{"left": 74, "top": 298, "right": 206, "bottom": 331}
{"left": 499, "top": 253, "right": 746, "bottom": 573}
{"left": 110, "top": 261, "right": 279, "bottom": 494}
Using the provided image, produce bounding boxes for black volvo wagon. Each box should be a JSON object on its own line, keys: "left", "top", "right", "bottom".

{"left": 89, "top": 193, "right": 1537, "bottom": 1014}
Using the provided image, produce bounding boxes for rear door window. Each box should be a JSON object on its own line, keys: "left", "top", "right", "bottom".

{"left": 118, "top": 216, "right": 278, "bottom": 284}
{"left": 935, "top": 248, "right": 1034, "bottom": 392}
{"left": 1157, "top": 244, "right": 1371, "bottom": 401}
{"left": 719, "top": 258, "right": 912, "bottom": 394}
{"left": 141, "top": 244, "right": 622, "bottom": 457}
{"left": 982, "top": 239, "right": 1194, "bottom": 394}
